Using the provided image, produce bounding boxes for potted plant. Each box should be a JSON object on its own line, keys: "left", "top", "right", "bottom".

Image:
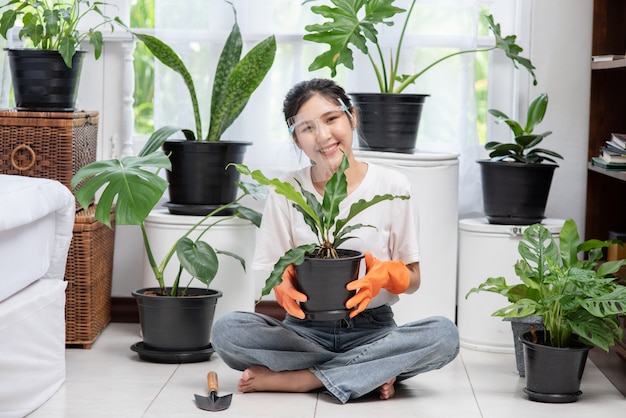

{"left": 0, "top": 0, "right": 122, "bottom": 110}
{"left": 479, "top": 92, "right": 563, "bottom": 225}
{"left": 232, "top": 152, "right": 409, "bottom": 320}
{"left": 466, "top": 218, "right": 626, "bottom": 402}
{"left": 303, "top": 0, "right": 537, "bottom": 152}
{"left": 126, "top": 2, "right": 276, "bottom": 215}
{"left": 71, "top": 143, "right": 264, "bottom": 363}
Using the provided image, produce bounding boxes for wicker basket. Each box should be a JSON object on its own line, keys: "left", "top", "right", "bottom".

{"left": 65, "top": 204, "right": 115, "bottom": 348}
{"left": 0, "top": 110, "right": 98, "bottom": 209}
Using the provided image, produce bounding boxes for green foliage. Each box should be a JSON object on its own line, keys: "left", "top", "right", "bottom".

{"left": 466, "top": 218, "right": 626, "bottom": 351}
{"left": 71, "top": 142, "right": 265, "bottom": 296}
{"left": 303, "top": 0, "right": 536, "bottom": 93}
{"left": 485, "top": 92, "right": 564, "bottom": 163}
{"left": 0, "top": 0, "right": 122, "bottom": 67}
{"left": 232, "top": 153, "right": 409, "bottom": 299}
{"left": 129, "top": 1, "right": 276, "bottom": 145}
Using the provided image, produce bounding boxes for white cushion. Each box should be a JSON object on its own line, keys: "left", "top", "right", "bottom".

{"left": 0, "top": 175, "right": 75, "bottom": 301}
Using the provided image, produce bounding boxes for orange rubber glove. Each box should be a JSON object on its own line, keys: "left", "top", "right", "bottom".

{"left": 273, "top": 264, "right": 307, "bottom": 319}
{"left": 345, "top": 252, "right": 410, "bottom": 318}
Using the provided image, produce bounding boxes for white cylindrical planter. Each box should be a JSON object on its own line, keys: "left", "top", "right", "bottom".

{"left": 143, "top": 209, "right": 257, "bottom": 322}
{"left": 457, "top": 218, "right": 564, "bottom": 353}
{"left": 354, "top": 150, "right": 459, "bottom": 324}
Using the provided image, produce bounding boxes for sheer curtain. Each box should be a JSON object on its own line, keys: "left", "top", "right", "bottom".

{"left": 151, "top": 0, "right": 488, "bottom": 214}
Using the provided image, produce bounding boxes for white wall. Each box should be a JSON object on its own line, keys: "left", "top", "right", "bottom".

{"left": 527, "top": 0, "right": 593, "bottom": 232}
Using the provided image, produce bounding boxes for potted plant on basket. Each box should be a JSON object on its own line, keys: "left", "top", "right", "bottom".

{"left": 479, "top": 92, "right": 563, "bottom": 225}
{"left": 232, "top": 152, "right": 409, "bottom": 320}
{"left": 71, "top": 143, "right": 264, "bottom": 363}
{"left": 466, "top": 218, "right": 626, "bottom": 403}
{"left": 302, "top": 0, "right": 537, "bottom": 152}
{"left": 126, "top": 1, "right": 276, "bottom": 215}
{"left": 0, "top": 0, "right": 122, "bottom": 110}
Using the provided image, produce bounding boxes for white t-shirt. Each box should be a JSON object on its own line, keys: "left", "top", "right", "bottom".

{"left": 252, "top": 162, "right": 420, "bottom": 308}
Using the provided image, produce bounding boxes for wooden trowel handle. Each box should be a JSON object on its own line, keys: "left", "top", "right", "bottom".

{"left": 207, "top": 371, "right": 219, "bottom": 393}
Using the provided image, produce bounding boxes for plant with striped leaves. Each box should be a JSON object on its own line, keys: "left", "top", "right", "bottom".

{"left": 129, "top": 1, "right": 276, "bottom": 148}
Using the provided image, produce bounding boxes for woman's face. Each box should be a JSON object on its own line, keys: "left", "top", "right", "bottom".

{"left": 288, "top": 94, "right": 355, "bottom": 179}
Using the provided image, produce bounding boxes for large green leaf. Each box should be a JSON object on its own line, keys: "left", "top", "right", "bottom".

{"left": 321, "top": 154, "right": 349, "bottom": 235}
{"left": 209, "top": 18, "right": 243, "bottom": 138}
{"left": 207, "top": 34, "right": 276, "bottom": 141}
{"left": 71, "top": 151, "right": 171, "bottom": 227}
{"left": 133, "top": 32, "right": 202, "bottom": 140}
{"left": 232, "top": 163, "right": 319, "bottom": 224}
{"left": 176, "top": 238, "right": 218, "bottom": 285}
{"left": 260, "top": 244, "right": 316, "bottom": 299}
{"left": 304, "top": 0, "right": 405, "bottom": 77}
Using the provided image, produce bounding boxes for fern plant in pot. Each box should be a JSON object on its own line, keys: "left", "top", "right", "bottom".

{"left": 71, "top": 143, "right": 263, "bottom": 363}
{"left": 466, "top": 218, "right": 626, "bottom": 402}
{"left": 0, "top": 0, "right": 122, "bottom": 110}
{"left": 128, "top": 2, "right": 276, "bottom": 216}
{"left": 232, "top": 153, "right": 409, "bottom": 320}
{"left": 303, "top": 0, "right": 536, "bottom": 152}
{"left": 479, "top": 93, "right": 563, "bottom": 225}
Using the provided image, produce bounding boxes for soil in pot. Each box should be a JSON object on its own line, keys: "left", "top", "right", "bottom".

{"left": 295, "top": 249, "right": 363, "bottom": 321}
{"left": 132, "top": 287, "right": 222, "bottom": 362}
{"left": 7, "top": 49, "right": 86, "bottom": 111}
{"left": 521, "top": 330, "right": 590, "bottom": 403}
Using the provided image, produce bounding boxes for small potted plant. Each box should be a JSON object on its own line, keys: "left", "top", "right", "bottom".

{"left": 0, "top": 0, "right": 123, "bottom": 110}
{"left": 125, "top": 1, "right": 276, "bottom": 215}
{"left": 479, "top": 92, "right": 563, "bottom": 225}
{"left": 466, "top": 218, "right": 626, "bottom": 402}
{"left": 302, "top": 0, "right": 537, "bottom": 152}
{"left": 232, "top": 152, "right": 409, "bottom": 320}
{"left": 71, "top": 143, "right": 264, "bottom": 363}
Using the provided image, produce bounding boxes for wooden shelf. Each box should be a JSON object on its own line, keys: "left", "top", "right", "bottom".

{"left": 586, "top": 0, "right": 626, "bottom": 396}
{"left": 592, "top": 58, "right": 626, "bottom": 70}
{"left": 588, "top": 163, "right": 626, "bottom": 181}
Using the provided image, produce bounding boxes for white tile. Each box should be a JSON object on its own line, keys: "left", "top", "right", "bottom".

{"left": 27, "top": 323, "right": 626, "bottom": 418}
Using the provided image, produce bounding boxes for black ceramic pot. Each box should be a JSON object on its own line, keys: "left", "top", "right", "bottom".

{"left": 162, "top": 140, "right": 251, "bottom": 215}
{"left": 133, "top": 287, "right": 222, "bottom": 354}
{"left": 521, "top": 330, "right": 590, "bottom": 403}
{"left": 295, "top": 249, "right": 364, "bottom": 321}
{"left": 478, "top": 160, "right": 557, "bottom": 225}
{"left": 350, "top": 93, "right": 429, "bottom": 153}
{"left": 6, "top": 48, "right": 85, "bottom": 111}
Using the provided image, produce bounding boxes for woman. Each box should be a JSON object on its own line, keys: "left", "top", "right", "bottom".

{"left": 211, "top": 78, "right": 459, "bottom": 404}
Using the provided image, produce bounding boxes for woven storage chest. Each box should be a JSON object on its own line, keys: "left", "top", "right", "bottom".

{"left": 65, "top": 204, "right": 115, "bottom": 348}
{"left": 0, "top": 110, "right": 98, "bottom": 208}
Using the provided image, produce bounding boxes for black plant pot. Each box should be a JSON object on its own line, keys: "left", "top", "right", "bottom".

{"left": 295, "top": 249, "right": 364, "bottom": 321}
{"left": 350, "top": 93, "right": 428, "bottom": 153}
{"left": 521, "top": 331, "right": 590, "bottom": 403}
{"left": 162, "top": 140, "right": 251, "bottom": 215}
{"left": 478, "top": 160, "right": 558, "bottom": 225}
{"left": 132, "top": 287, "right": 222, "bottom": 363}
{"left": 6, "top": 48, "right": 85, "bottom": 111}
{"left": 504, "top": 316, "right": 543, "bottom": 377}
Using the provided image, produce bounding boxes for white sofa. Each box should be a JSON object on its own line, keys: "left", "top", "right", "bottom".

{"left": 0, "top": 175, "right": 75, "bottom": 418}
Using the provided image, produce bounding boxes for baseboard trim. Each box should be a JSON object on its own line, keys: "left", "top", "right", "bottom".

{"left": 110, "top": 297, "right": 285, "bottom": 323}
{"left": 111, "top": 297, "right": 139, "bottom": 323}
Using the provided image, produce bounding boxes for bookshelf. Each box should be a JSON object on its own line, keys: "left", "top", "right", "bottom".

{"left": 586, "top": 0, "right": 626, "bottom": 396}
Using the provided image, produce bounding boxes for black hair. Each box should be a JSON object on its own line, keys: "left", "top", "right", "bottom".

{"left": 282, "top": 78, "right": 355, "bottom": 125}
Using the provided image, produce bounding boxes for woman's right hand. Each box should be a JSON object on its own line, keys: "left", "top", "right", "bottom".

{"left": 273, "top": 264, "right": 307, "bottom": 319}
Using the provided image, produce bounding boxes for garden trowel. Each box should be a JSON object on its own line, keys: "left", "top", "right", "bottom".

{"left": 194, "top": 371, "right": 232, "bottom": 412}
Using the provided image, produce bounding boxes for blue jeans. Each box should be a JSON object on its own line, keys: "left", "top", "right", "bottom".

{"left": 211, "top": 305, "right": 460, "bottom": 404}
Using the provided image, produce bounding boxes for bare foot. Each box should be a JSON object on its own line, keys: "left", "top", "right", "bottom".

{"left": 238, "top": 365, "right": 323, "bottom": 393}
{"left": 377, "top": 377, "right": 396, "bottom": 400}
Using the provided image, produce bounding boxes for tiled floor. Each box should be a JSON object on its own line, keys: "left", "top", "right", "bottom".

{"left": 28, "top": 322, "right": 625, "bottom": 418}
